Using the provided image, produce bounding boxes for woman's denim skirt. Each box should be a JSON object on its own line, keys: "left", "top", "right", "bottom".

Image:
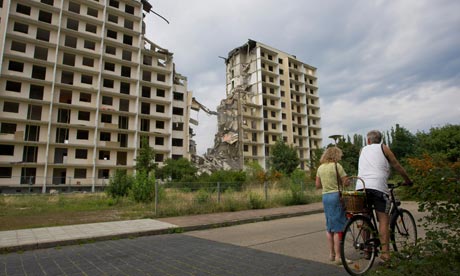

{"left": 322, "top": 191, "right": 347, "bottom": 233}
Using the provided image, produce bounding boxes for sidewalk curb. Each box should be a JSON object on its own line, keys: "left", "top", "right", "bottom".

{"left": 1, "top": 209, "right": 324, "bottom": 254}
{"left": 176, "top": 209, "right": 324, "bottom": 232}
{"left": 0, "top": 228, "right": 175, "bottom": 254}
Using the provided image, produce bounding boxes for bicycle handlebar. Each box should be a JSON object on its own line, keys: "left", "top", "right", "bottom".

{"left": 388, "top": 181, "right": 413, "bottom": 189}
{"left": 387, "top": 183, "right": 398, "bottom": 189}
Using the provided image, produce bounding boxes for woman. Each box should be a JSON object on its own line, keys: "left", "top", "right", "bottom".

{"left": 316, "top": 146, "right": 348, "bottom": 265}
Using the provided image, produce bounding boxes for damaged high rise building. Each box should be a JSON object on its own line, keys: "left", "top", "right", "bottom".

{"left": 208, "top": 39, "right": 322, "bottom": 171}
{"left": 0, "top": 0, "right": 195, "bottom": 193}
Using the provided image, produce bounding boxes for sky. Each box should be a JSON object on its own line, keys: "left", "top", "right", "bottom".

{"left": 145, "top": 0, "right": 460, "bottom": 154}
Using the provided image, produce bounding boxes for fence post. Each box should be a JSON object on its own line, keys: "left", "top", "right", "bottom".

{"left": 217, "top": 182, "right": 221, "bottom": 204}
{"left": 91, "top": 177, "right": 96, "bottom": 193}
{"left": 41, "top": 176, "right": 47, "bottom": 194}
{"left": 264, "top": 181, "right": 268, "bottom": 201}
{"left": 154, "top": 180, "right": 158, "bottom": 216}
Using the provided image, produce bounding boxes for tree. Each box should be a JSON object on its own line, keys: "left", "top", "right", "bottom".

{"left": 389, "top": 124, "right": 416, "bottom": 159}
{"left": 352, "top": 134, "right": 365, "bottom": 148}
{"left": 106, "top": 169, "right": 133, "bottom": 198}
{"left": 135, "top": 136, "right": 157, "bottom": 175}
{"left": 199, "top": 170, "right": 247, "bottom": 191}
{"left": 245, "top": 160, "right": 265, "bottom": 184}
{"left": 309, "top": 147, "right": 324, "bottom": 179}
{"left": 337, "top": 139, "right": 360, "bottom": 176}
{"left": 157, "top": 158, "right": 197, "bottom": 182}
{"left": 207, "top": 170, "right": 246, "bottom": 183}
{"left": 416, "top": 124, "right": 460, "bottom": 162}
{"left": 373, "top": 124, "right": 460, "bottom": 275}
{"left": 270, "top": 140, "right": 300, "bottom": 175}
{"left": 374, "top": 155, "right": 460, "bottom": 275}
{"left": 130, "top": 170, "right": 156, "bottom": 203}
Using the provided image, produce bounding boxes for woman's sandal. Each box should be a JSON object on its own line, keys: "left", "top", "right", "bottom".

{"left": 329, "top": 254, "right": 336, "bottom": 262}
{"left": 335, "top": 258, "right": 352, "bottom": 265}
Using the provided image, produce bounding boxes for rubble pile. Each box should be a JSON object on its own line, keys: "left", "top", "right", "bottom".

{"left": 191, "top": 154, "right": 233, "bottom": 175}
{"left": 191, "top": 92, "right": 246, "bottom": 174}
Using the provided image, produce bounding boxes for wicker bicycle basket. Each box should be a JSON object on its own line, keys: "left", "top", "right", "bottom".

{"left": 341, "top": 176, "right": 367, "bottom": 213}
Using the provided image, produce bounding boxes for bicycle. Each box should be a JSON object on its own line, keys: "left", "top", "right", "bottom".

{"left": 340, "top": 180, "right": 417, "bottom": 276}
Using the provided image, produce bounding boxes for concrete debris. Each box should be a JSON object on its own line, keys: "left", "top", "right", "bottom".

{"left": 192, "top": 98, "right": 219, "bottom": 116}
{"left": 189, "top": 118, "right": 199, "bottom": 126}
{"left": 188, "top": 97, "right": 236, "bottom": 174}
{"left": 191, "top": 88, "right": 249, "bottom": 174}
{"left": 191, "top": 154, "right": 233, "bottom": 176}
{"left": 222, "top": 132, "right": 238, "bottom": 144}
{"left": 189, "top": 52, "right": 254, "bottom": 173}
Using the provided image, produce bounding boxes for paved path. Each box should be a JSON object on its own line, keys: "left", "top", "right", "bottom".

{"left": 0, "top": 201, "right": 422, "bottom": 275}
{"left": 0, "top": 202, "right": 345, "bottom": 276}
{"left": 0, "top": 234, "right": 345, "bottom": 276}
{"left": 0, "top": 203, "right": 324, "bottom": 253}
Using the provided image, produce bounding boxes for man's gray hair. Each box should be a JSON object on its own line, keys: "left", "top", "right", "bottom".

{"left": 367, "top": 130, "right": 383, "bottom": 144}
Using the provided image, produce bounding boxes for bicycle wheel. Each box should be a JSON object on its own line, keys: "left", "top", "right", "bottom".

{"left": 341, "top": 215, "right": 377, "bottom": 276}
{"left": 391, "top": 209, "right": 417, "bottom": 252}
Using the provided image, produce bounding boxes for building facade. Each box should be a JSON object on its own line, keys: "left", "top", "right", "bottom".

{"left": 224, "top": 39, "right": 322, "bottom": 170}
{"left": 0, "top": 0, "right": 193, "bottom": 193}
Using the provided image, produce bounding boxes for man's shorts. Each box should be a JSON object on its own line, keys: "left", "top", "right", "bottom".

{"left": 359, "top": 189, "right": 391, "bottom": 214}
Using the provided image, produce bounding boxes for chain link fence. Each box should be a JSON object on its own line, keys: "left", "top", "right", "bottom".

{"left": 0, "top": 176, "right": 109, "bottom": 194}
{"left": 152, "top": 181, "right": 319, "bottom": 217}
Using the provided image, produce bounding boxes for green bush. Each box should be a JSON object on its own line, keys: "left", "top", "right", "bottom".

{"left": 270, "top": 140, "right": 300, "bottom": 175}
{"left": 372, "top": 156, "right": 460, "bottom": 276}
{"left": 248, "top": 192, "right": 265, "bottom": 209}
{"left": 106, "top": 197, "right": 116, "bottom": 206}
{"left": 222, "top": 187, "right": 243, "bottom": 211}
{"left": 289, "top": 182, "right": 308, "bottom": 205}
{"left": 156, "top": 158, "right": 197, "bottom": 182}
{"left": 222, "top": 198, "right": 242, "bottom": 212}
{"left": 204, "top": 170, "right": 247, "bottom": 191}
{"left": 245, "top": 160, "right": 265, "bottom": 185}
{"left": 106, "top": 169, "right": 133, "bottom": 198}
{"left": 163, "top": 170, "right": 247, "bottom": 192}
{"left": 195, "top": 189, "right": 211, "bottom": 204}
{"left": 130, "top": 171, "right": 155, "bottom": 203}
{"left": 164, "top": 180, "right": 198, "bottom": 191}
{"left": 271, "top": 174, "right": 291, "bottom": 190}
{"left": 290, "top": 169, "right": 307, "bottom": 185}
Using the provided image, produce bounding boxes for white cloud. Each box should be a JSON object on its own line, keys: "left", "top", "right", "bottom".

{"left": 322, "top": 80, "right": 460, "bottom": 144}
{"left": 145, "top": 0, "right": 460, "bottom": 152}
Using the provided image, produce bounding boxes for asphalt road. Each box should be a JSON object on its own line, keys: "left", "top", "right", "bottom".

{"left": 187, "top": 201, "right": 425, "bottom": 265}
{"left": 0, "top": 233, "right": 345, "bottom": 276}
{"left": 0, "top": 202, "right": 424, "bottom": 276}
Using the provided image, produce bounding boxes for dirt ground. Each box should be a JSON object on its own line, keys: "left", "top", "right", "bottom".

{"left": 0, "top": 209, "right": 129, "bottom": 231}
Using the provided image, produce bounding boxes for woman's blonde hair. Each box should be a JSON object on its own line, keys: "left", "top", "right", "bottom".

{"left": 320, "top": 146, "right": 343, "bottom": 164}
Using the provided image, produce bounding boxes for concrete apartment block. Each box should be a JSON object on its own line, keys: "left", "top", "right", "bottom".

{"left": 0, "top": 0, "right": 193, "bottom": 193}
{"left": 222, "top": 39, "right": 322, "bottom": 171}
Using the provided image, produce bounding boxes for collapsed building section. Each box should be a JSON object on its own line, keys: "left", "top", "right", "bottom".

{"left": 188, "top": 97, "right": 234, "bottom": 175}
{"left": 204, "top": 39, "right": 322, "bottom": 172}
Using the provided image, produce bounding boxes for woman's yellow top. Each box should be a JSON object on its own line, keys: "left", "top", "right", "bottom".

{"left": 316, "top": 162, "right": 346, "bottom": 194}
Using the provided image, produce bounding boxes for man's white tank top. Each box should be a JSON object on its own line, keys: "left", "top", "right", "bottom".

{"left": 357, "top": 143, "right": 390, "bottom": 194}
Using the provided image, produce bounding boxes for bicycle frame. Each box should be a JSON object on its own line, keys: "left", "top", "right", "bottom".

{"left": 388, "top": 183, "right": 402, "bottom": 216}
{"left": 350, "top": 183, "right": 404, "bottom": 254}
{"left": 341, "top": 182, "right": 417, "bottom": 275}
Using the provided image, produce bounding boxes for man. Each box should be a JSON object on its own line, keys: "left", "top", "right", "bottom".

{"left": 357, "top": 130, "right": 412, "bottom": 262}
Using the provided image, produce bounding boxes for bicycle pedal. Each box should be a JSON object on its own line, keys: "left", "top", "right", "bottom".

{"left": 365, "top": 238, "right": 381, "bottom": 247}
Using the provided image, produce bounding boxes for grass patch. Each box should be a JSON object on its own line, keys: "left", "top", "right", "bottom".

{"left": 0, "top": 185, "right": 322, "bottom": 231}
